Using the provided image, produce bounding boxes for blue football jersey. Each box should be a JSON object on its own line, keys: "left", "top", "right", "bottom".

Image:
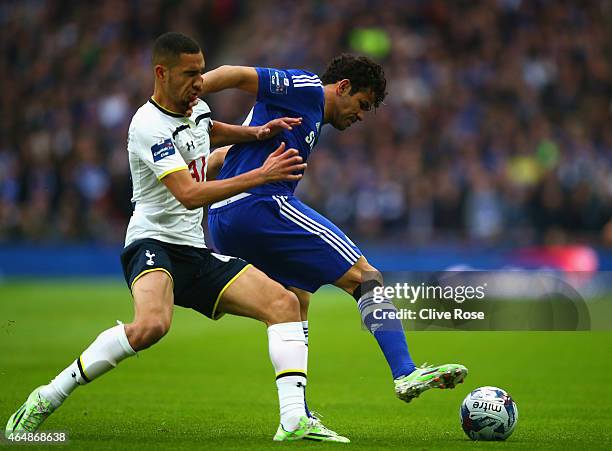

{"left": 216, "top": 67, "right": 324, "bottom": 195}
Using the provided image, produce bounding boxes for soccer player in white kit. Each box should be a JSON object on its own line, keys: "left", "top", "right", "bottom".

{"left": 5, "top": 32, "right": 349, "bottom": 443}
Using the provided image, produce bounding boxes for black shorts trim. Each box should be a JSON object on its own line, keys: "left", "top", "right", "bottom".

{"left": 210, "top": 264, "right": 252, "bottom": 319}
{"left": 130, "top": 268, "right": 174, "bottom": 291}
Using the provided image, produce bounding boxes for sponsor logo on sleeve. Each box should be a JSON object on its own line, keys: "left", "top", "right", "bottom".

{"left": 269, "top": 69, "right": 288, "bottom": 95}
{"left": 151, "top": 138, "right": 175, "bottom": 162}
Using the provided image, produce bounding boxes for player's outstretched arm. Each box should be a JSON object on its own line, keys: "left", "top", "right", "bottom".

{"left": 162, "top": 142, "right": 305, "bottom": 209}
{"left": 210, "top": 117, "right": 302, "bottom": 147}
{"left": 201, "top": 66, "right": 259, "bottom": 95}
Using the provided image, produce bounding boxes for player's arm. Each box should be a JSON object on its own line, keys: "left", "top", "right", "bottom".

{"left": 201, "top": 66, "right": 259, "bottom": 95}
{"left": 209, "top": 117, "right": 302, "bottom": 147}
{"left": 162, "top": 143, "right": 305, "bottom": 209}
{"left": 204, "top": 66, "right": 313, "bottom": 114}
{"left": 206, "top": 146, "right": 231, "bottom": 181}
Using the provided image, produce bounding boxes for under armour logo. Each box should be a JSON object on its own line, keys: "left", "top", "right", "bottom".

{"left": 186, "top": 141, "right": 195, "bottom": 151}
{"left": 71, "top": 372, "right": 76, "bottom": 379}
{"left": 296, "top": 382, "right": 304, "bottom": 388}
{"left": 145, "top": 250, "right": 155, "bottom": 266}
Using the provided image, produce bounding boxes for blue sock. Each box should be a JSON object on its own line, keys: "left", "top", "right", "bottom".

{"left": 356, "top": 287, "right": 416, "bottom": 379}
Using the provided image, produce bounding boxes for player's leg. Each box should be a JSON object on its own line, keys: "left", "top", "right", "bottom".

{"left": 208, "top": 196, "right": 375, "bottom": 415}
{"left": 334, "top": 255, "right": 416, "bottom": 379}
{"left": 261, "top": 196, "right": 421, "bottom": 392}
{"left": 334, "top": 256, "right": 468, "bottom": 401}
{"left": 125, "top": 270, "right": 174, "bottom": 350}
{"left": 5, "top": 308, "right": 139, "bottom": 438}
{"left": 208, "top": 196, "right": 392, "bottom": 421}
{"left": 213, "top": 195, "right": 466, "bottom": 402}
{"left": 6, "top": 245, "right": 174, "bottom": 437}
{"left": 288, "top": 286, "right": 310, "bottom": 322}
{"left": 45, "top": 271, "right": 173, "bottom": 396}
{"left": 287, "top": 287, "right": 312, "bottom": 418}
{"left": 210, "top": 264, "right": 347, "bottom": 442}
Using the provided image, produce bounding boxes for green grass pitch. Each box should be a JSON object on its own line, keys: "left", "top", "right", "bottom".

{"left": 1, "top": 280, "right": 611, "bottom": 450}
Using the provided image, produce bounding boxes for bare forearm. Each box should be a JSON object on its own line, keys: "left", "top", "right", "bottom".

{"left": 201, "top": 65, "right": 258, "bottom": 95}
{"left": 182, "top": 169, "right": 263, "bottom": 209}
{"left": 162, "top": 143, "right": 303, "bottom": 209}
{"left": 210, "top": 122, "right": 259, "bottom": 147}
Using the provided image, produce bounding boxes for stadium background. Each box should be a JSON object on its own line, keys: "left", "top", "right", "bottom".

{"left": 1, "top": 1, "right": 612, "bottom": 449}
{"left": 1, "top": 0, "right": 611, "bottom": 259}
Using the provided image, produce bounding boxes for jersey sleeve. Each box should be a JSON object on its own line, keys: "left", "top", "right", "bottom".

{"left": 255, "top": 67, "right": 323, "bottom": 113}
{"left": 128, "top": 119, "right": 188, "bottom": 181}
{"left": 192, "top": 100, "right": 213, "bottom": 133}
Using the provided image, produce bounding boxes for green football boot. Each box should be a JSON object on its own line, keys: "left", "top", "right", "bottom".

{"left": 5, "top": 386, "right": 56, "bottom": 438}
{"left": 394, "top": 363, "right": 468, "bottom": 402}
{"left": 273, "top": 416, "right": 350, "bottom": 443}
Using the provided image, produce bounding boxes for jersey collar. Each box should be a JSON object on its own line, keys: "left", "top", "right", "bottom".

{"left": 149, "top": 98, "right": 185, "bottom": 118}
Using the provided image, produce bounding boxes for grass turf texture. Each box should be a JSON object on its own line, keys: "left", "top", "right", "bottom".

{"left": 1, "top": 280, "right": 611, "bottom": 450}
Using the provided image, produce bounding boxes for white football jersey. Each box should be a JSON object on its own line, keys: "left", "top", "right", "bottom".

{"left": 125, "top": 98, "right": 212, "bottom": 248}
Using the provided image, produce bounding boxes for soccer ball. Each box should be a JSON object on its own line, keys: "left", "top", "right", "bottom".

{"left": 460, "top": 386, "right": 518, "bottom": 441}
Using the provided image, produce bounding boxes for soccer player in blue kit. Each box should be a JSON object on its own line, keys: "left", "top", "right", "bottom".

{"left": 203, "top": 55, "right": 468, "bottom": 418}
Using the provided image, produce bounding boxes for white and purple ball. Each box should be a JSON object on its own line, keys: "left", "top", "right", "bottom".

{"left": 460, "top": 386, "right": 518, "bottom": 441}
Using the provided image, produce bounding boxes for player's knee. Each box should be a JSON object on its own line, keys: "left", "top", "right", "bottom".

{"left": 265, "top": 289, "right": 301, "bottom": 325}
{"left": 351, "top": 265, "right": 383, "bottom": 301}
{"left": 128, "top": 317, "right": 171, "bottom": 351}
{"left": 367, "top": 267, "right": 383, "bottom": 283}
{"left": 337, "top": 257, "right": 380, "bottom": 294}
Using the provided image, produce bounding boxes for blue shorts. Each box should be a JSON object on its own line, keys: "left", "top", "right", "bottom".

{"left": 208, "top": 194, "right": 362, "bottom": 292}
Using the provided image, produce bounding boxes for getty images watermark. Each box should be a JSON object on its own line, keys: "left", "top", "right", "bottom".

{"left": 361, "top": 271, "right": 612, "bottom": 331}
{"left": 372, "top": 282, "right": 488, "bottom": 321}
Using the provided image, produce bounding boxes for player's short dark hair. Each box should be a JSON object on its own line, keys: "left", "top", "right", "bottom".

{"left": 152, "top": 32, "right": 201, "bottom": 67}
{"left": 320, "top": 54, "right": 387, "bottom": 107}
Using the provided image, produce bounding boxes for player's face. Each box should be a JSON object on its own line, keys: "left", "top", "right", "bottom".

{"left": 166, "top": 52, "right": 205, "bottom": 109}
{"left": 332, "top": 85, "right": 375, "bottom": 130}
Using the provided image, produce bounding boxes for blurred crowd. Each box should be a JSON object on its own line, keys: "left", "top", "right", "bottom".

{"left": 1, "top": 0, "right": 611, "bottom": 247}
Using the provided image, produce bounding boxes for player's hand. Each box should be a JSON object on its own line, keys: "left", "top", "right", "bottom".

{"left": 185, "top": 96, "right": 200, "bottom": 117}
{"left": 259, "top": 142, "right": 307, "bottom": 182}
{"left": 256, "top": 117, "right": 302, "bottom": 141}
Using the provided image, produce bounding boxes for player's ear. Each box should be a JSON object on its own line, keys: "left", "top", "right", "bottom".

{"left": 154, "top": 65, "right": 167, "bottom": 81}
{"left": 336, "top": 79, "right": 351, "bottom": 96}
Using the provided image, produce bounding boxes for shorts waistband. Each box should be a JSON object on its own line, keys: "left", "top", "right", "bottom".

{"left": 209, "top": 192, "right": 252, "bottom": 210}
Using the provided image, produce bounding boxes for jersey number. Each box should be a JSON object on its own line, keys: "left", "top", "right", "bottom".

{"left": 188, "top": 157, "right": 206, "bottom": 182}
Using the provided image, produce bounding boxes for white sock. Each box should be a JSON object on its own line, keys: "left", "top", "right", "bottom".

{"left": 277, "top": 376, "right": 307, "bottom": 430}
{"left": 268, "top": 322, "right": 307, "bottom": 431}
{"left": 40, "top": 324, "right": 136, "bottom": 408}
